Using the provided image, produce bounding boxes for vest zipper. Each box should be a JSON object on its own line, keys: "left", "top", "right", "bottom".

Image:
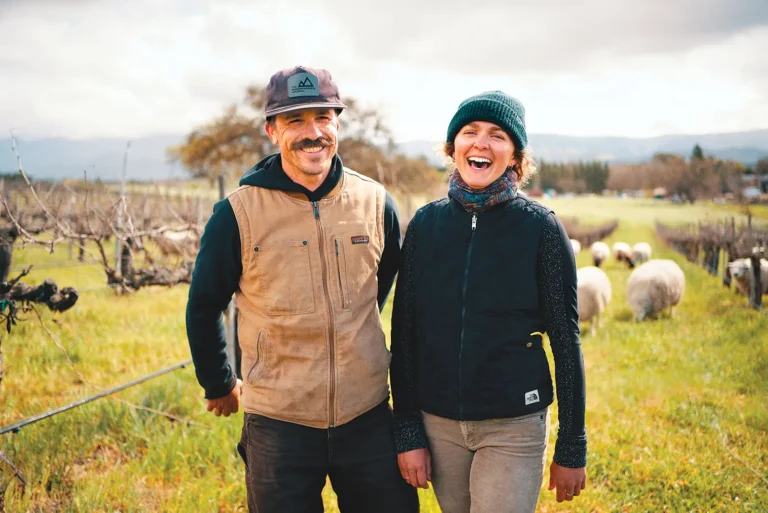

{"left": 313, "top": 201, "right": 337, "bottom": 428}
{"left": 458, "top": 212, "right": 477, "bottom": 420}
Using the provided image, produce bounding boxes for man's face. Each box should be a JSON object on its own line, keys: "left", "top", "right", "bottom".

{"left": 266, "top": 108, "right": 339, "bottom": 178}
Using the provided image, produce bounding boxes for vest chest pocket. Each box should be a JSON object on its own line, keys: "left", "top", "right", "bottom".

{"left": 252, "top": 240, "right": 315, "bottom": 316}
{"left": 333, "top": 237, "right": 351, "bottom": 311}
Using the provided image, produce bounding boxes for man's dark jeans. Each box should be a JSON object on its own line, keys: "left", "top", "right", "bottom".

{"left": 237, "top": 400, "right": 419, "bottom": 513}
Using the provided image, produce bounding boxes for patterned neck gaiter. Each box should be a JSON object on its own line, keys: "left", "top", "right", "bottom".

{"left": 448, "top": 166, "right": 519, "bottom": 212}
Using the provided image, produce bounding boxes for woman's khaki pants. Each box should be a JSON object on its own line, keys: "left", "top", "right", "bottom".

{"left": 423, "top": 409, "right": 549, "bottom": 513}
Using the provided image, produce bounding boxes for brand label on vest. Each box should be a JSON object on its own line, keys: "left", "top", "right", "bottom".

{"left": 351, "top": 235, "right": 369, "bottom": 245}
{"left": 525, "top": 390, "right": 540, "bottom": 405}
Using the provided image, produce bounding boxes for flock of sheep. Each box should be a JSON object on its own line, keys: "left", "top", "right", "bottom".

{"left": 151, "top": 228, "right": 767, "bottom": 337}
{"left": 572, "top": 240, "right": 685, "bottom": 336}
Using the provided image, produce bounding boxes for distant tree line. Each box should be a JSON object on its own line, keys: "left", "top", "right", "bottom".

{"left": 531, "top": 144, "right": 765, "bottom": 203}
{"left": 533, "top": 160, "right": 609, "bottom": 194}
{"left": 607, "top": 144, "right": 759, "bottom": 203}
{"left": 751, "top": 157, "right": 768, "bottom": 176}
{"left": 0, "top": 173, "right": 38, "bottom": 187}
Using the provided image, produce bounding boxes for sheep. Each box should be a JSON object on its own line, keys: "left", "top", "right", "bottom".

{"left": 577, "top": 266, "right": 612, "bottom": 336}
{"left": 152, "top": 229, "right": 200, "bottom": 259}
{"left": 626, "top": 259, "right": 685, "bottom": 322}
{"left": 570, "top": 239, "right": 582, "bottom": 255}
{"left": 631, "top": 242, "right": 652, "bottom": 265}
{"left": 591, "top": 241, "right": 610, "bottom": 267}
{"left": 612, "top": 242, "right": 635, "bottom": 268}
{"left": 727, "top": 258, "right": 768, "bottom": 297}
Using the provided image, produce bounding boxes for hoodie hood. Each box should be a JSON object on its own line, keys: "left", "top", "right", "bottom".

{"left": 239, "top": 153, "right": 343, "bottom": 201}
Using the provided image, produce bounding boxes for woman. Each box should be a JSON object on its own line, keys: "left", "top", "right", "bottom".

{"left": 390, "top": 91, "right": 587, "bottom": 512}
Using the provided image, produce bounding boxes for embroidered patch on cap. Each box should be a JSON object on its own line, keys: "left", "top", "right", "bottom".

{"left": 287, "top": 72, "right": 319, "bottom": 97}
{"left": 525, "top": 390, "right": 540, "bottom": 405}
{"left": 351, "top": 235, "right": 369, "bottom": 245}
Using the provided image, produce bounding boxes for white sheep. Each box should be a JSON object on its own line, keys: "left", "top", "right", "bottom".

{"left": 570, "top": 239, "right": 582, "bottom": 255}
{"left": 631, "top": 242, "right": 652, "bottom": 265}
{"left": 577, "top": 266, "right": 612, "bottom": 336}
{"left": 591, "top": 241, "right": 610, "bottom": 267}
{"left": 626, "top": 259, "right": 685, "bottom": 322}
{"left": 727, "top": 258, "right": 768, "bottom": 297}
{"left": 612, "top": 242, "right": 634, "bottom": 268}
{"left": 153, "top": 229, "right": 200, "bottom": 259}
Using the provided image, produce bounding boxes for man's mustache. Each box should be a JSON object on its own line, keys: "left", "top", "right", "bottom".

{"left": 291, "top": 137, "right": 333, "bottom": 151}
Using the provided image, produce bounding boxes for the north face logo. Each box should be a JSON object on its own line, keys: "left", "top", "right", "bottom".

{"left": 525, "top": 390, "right": 540, "bottom": 405}
{"left": 288, "top": 73, "right": 319, "bottom": 98}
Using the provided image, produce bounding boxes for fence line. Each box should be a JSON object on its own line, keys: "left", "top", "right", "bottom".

{"left": 0, "top": 359, "right": 193, "bottom": 436}
{"left": 656, "top": 217, "right": 767, "bottom": 311}
{"left": 11, "top": 260, "right": 101, "bottom": 272}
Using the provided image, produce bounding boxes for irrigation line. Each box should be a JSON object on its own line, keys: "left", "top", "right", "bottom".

{"left": 0, "top": 359, "right": 193, "bottom": 436}
{"left": 721, "top": 433, "right": 768, "bottom": 488}
{"left": 11, "top": 260, "right": 101, "bottom": 272}
{"left": 0, "top": 447, "right": 26, "bottom": 486}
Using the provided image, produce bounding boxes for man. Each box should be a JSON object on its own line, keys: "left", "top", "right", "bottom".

{"left": 186, "top": 66, "right": 417, "bottom": 513}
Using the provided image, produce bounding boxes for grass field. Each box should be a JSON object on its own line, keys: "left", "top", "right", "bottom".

{"left": 1, "top": 197, "right": 767, "bottom": 511}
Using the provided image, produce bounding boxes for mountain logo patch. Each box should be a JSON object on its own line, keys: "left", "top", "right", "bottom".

{"left": 351, "top": 235, "right": 369, "bottom": 245}
{"left": 288, "top": 72, "right": 319, "bottom": 97}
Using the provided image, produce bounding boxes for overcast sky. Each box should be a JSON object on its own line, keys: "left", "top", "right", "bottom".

{"left": 2, "top": 0, "right": 767, "bottom": 142}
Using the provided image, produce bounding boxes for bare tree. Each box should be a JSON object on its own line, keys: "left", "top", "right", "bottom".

{"left": 168, "top": 84, "right": 444, "bottom": 196}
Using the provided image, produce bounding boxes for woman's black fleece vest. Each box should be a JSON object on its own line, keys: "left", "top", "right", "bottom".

{"left": 413, "top": 196, "right": 554, "bottom": 421}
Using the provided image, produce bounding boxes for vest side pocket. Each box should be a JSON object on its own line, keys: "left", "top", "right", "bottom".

{"left": 246, "top": 329, "right": 268, "bottom": 384}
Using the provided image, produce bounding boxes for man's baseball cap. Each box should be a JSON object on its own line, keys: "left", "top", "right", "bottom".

{"left": 264, "top": 66, "right": 347, "bottom": 117}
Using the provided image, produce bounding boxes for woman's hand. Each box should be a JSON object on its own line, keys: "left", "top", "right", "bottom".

{"left": 397, "top": 448, "right": 432, "bottom": 489}
{"left": 548, "top": 461, "right": 586, "bottom": 502}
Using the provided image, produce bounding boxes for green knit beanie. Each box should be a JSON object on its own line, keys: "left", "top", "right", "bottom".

{"left": 446, "top": 91, "right": 528, "bottom": 149}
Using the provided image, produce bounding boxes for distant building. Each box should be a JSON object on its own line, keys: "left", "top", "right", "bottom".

{"left": 744, "top": 186, "right": 762, "bottom": 200}
{"left": 742, "top": 174, "right": 768, "bottom": 193}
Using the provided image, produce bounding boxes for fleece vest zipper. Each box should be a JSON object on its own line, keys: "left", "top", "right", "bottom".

{"left": 458, "top": 212, "right": 477, "bottom": 420}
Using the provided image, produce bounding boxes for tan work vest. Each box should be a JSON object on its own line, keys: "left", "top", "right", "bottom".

{"left": 228, "top": 168, "right": 389, "bottom": 428}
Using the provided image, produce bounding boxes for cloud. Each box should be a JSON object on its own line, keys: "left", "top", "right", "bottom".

{"left": 0, "top": 0, "right": 766, "bottom": 141}
{"left": 275, "top": 0, "right": 768, "bottom": 74}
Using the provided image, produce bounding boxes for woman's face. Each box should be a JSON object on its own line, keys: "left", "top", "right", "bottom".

{"left": 453, "top": 121, "right": 516, "bottom": 189}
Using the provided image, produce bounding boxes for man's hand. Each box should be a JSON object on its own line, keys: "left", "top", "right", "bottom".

{"left": 205, "top": 379, "right": 242, "bottom": 417}
{"left": 397, "top": 448, "right": 432, "bottom": 489}
{"left": 548, "top": 461, "right": 586, "bottom": 502}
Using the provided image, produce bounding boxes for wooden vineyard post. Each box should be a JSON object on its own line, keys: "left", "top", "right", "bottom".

{"left": 749, "top": 253, "right": 763, "bottom": 310}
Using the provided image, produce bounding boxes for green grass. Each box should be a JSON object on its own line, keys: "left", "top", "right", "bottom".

{"left": 540, "top": 196, "right": 768, "bottom": 226}
{"left": 1, "top": 198, "right": 767, "bottom": 511}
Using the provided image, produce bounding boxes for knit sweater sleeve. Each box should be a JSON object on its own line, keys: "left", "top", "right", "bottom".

{"left": 186, "top": 199, "right": 241, "bottom": 400}
{"left": 537, "top": 212, "right": 588, "bottom": 468}
{"left": 390, "top": 212, "right": 429, "bottom": 454}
